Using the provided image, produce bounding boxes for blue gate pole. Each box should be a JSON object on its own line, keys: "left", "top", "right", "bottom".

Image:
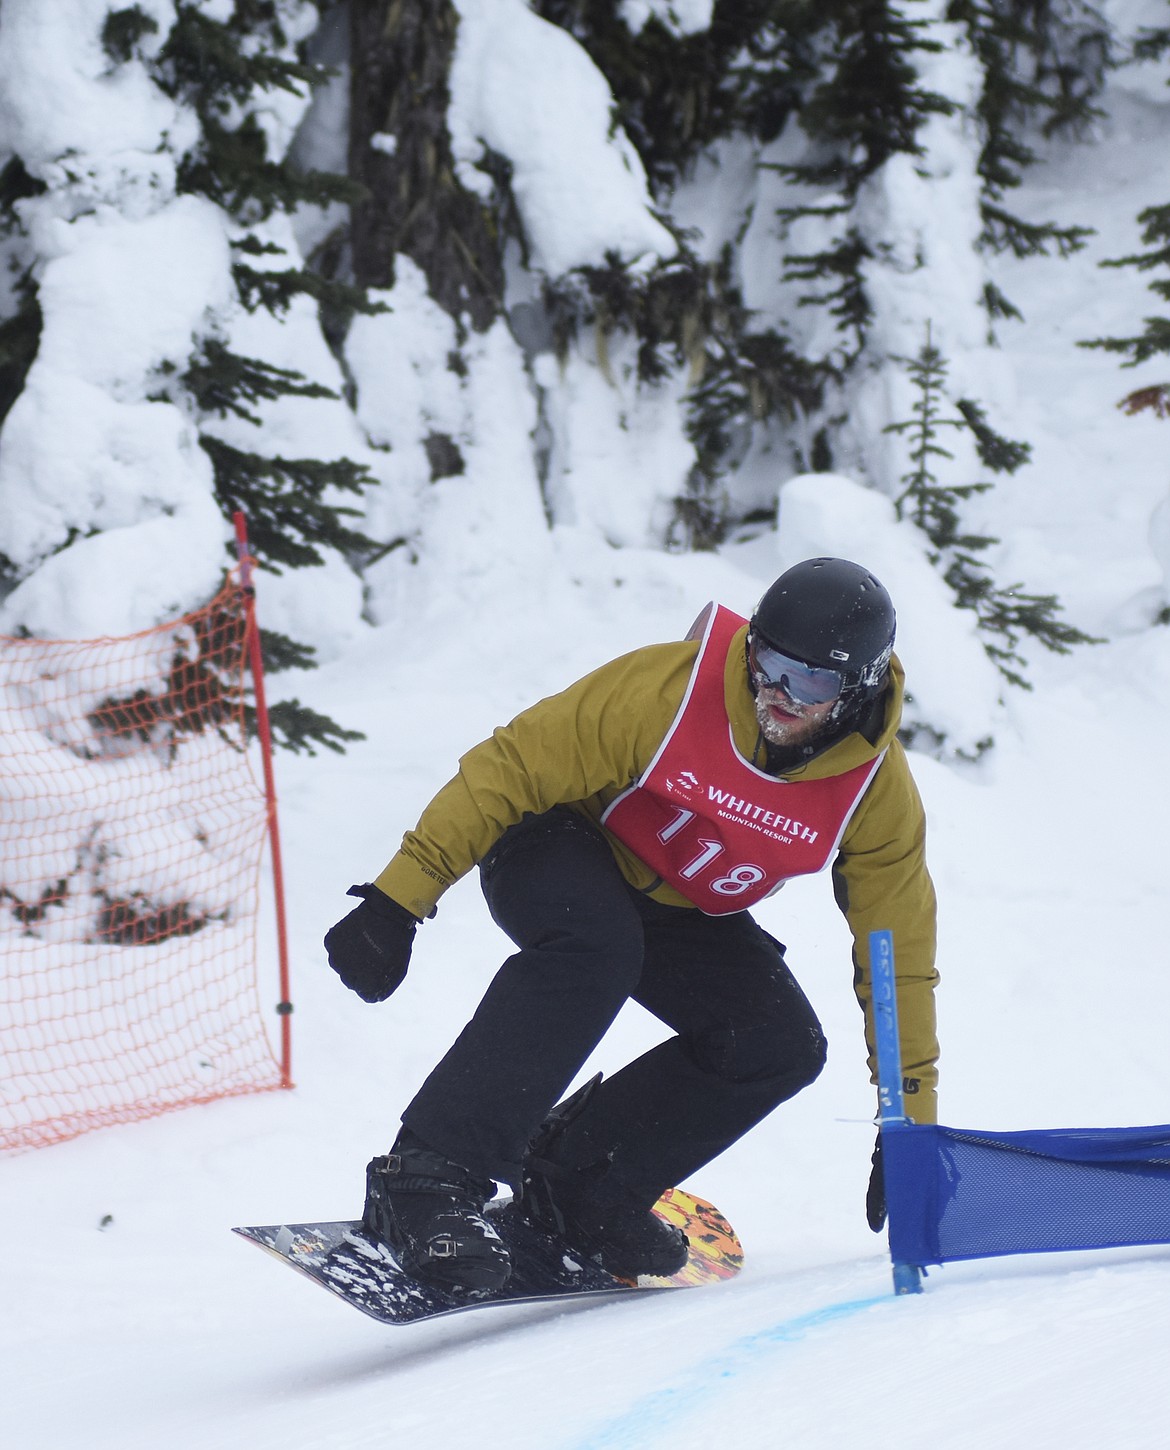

{"left": 869, "top": 929, "right": 923, "bottom": 1295}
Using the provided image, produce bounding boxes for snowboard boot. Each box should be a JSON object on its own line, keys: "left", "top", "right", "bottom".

{"left": 519, "top": 1076, "right": 689, "bottom": 1278}
{"left": 362, "top": 1128, "right": 512, "bottom": 1294}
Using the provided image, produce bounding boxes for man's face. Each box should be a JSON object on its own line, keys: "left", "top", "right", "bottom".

{"left": 753, "top": 682, "right": 836, "bottom": 750}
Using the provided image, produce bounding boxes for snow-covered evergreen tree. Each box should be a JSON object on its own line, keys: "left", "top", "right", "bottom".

{"left": 0, "top": 0, "right": 380, "bottom": 752}
{"left": 0, "top": 0, "right": 1131, "bottom": 758}
{"left": 1080, "top": 3, "right": 1170, "bottom": 624}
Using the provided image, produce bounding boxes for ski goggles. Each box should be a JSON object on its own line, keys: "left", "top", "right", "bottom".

{"left": 748, "top": 637, "right": 844, "bottom": 705}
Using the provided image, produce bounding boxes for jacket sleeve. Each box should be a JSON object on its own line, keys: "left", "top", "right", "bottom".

{"left": 373, "top": 643, "right": 694, "bottom": 919}
{"left": 832, "top": 740, "right": 939, "bottom": 1124}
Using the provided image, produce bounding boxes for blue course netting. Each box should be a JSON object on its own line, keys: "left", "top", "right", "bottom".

{"left": 884, "top": 1121, "right": 1170, "bottom": 1268}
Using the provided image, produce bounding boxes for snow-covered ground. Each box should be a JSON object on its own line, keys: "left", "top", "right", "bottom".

{"left": 5, "top": 27, "right": 1170, "bottom": 1450}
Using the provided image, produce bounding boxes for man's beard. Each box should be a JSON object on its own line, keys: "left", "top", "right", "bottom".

{"left": 753, "top": 690, "right": 832, "bottom": 750}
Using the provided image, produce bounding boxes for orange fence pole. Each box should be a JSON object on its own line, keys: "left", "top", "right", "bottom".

{"left": 233, "top": 512, "right": 293, "bottom": 1089}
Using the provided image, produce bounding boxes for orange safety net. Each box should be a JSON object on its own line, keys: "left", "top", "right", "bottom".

{"left": 0, "top": 575, "right": 287, "bottom": 1152}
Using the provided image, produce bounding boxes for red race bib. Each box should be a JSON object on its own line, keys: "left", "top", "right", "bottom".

{"left": 602, "top": 605, "right": 883, "bottom": 914}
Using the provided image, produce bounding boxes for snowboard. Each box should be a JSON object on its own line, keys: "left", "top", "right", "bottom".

{"left": 233, "top": 1186, "right": 743, "bottom": 1326}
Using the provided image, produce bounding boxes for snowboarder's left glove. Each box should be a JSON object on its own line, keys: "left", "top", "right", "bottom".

{"left": 324, "top": 883, "right": 418, "bottom": 1003}
{"left": 866, "top": 1133, "right": 886, "bottom": 1232}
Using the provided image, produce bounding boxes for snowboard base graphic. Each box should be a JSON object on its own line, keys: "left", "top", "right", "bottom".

{"left": 234, "top": 1187, "right": 743, "bottom": 1326}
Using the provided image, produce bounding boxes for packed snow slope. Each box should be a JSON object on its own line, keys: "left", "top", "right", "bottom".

{"left": 5, "top": 54, "right": 1170, "bottom": 1450}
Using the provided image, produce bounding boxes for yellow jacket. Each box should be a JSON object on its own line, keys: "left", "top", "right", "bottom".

{"left": 376, "top": 620, "right": 939, "bottom": 1123}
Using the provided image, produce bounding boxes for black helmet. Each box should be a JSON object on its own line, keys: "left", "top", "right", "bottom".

{"left": 749, "top": 557, "right": 895, "bottom": 699}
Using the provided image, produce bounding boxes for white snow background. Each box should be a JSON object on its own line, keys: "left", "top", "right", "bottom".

{"left": 3, "top": 3, "right": 1170, "bottom": 1447}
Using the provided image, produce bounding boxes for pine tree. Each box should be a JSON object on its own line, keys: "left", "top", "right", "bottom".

{"left": 339, "top": 0, "right": 799, "bottom": 549}
{"left": 945, "top": 0, "right": 1107, "bottom": 314}
{"left": 538, "top": 238, "right": 836, "bottom": 548}
{"left": 348, "top": 0, "right": 514, "bottom": 329}
{"left": 1077, "top": 20, "right": 1170, "bottom": 625}
{"left": 337, "top": 1, "right": 1114, "bottom": 554}
{"left": 531, "top": 0, "right": 807, "bottom": 191}
{"left": 141, "top": 0, "right": 382, "bottom": 578}
{"left": 765, "top": 0, "right": 955, "bottom": 371}
{"left": 675, "top": 258, "right": 833, "bottom": 545}
{"left": 1080, "top": 196, "right": 1170, "bottom": 412}
{"left": 111, "top": 1, "right": 383, "bottom": 753}
{"left": 885, "top": 325, "right": 993, "bottom": 551}
{"left": 783, "top": 2, "right": 955, "bottom": 195}
{"left": 525, "top": 3, "right": 847, "bottom": 543}
{"left": 886, "top": 325, "right": 1097, "bottom": 686}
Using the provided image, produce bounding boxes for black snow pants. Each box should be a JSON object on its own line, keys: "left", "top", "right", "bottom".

{"left": 402, "top": 807, "right": 827, "bottom": 1198}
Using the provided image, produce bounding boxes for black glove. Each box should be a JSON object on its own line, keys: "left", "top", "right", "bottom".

{"left": 324, "top": 883, "right": 418, "bottom": 1003}
{"left": 866, "top": 1132, "right": 887, "bottom": 1232}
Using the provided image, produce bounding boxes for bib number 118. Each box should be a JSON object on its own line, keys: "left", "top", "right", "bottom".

{"left": 657, "top": 808, "right": 766, "bottom": 897}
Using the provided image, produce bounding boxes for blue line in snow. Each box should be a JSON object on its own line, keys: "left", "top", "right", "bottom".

{"left": 570, "top": 1294, "right": 889, "bottom": 1450}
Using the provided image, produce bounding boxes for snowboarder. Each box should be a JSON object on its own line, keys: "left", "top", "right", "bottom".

{"left": 324, "top": 557, "right": 938, "bottom": 1293}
